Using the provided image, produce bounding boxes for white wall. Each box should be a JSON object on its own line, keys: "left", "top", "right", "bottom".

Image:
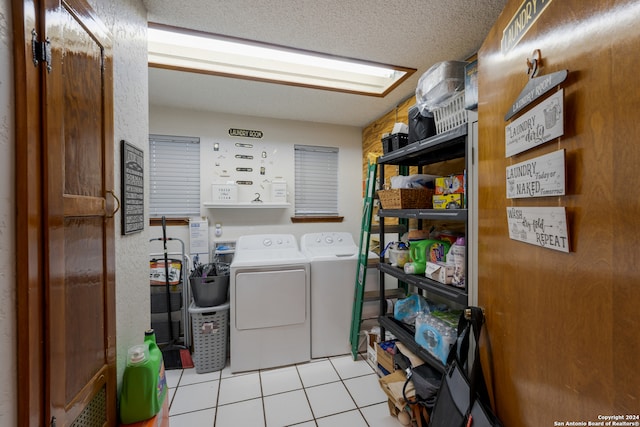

{"left": 0, "top": 1, "right": 149, "bottom": 423}
{"left": 0, "top": 0, "right": 16, "bottom": 424}
{"left": 86, "top": 0, "right": 151, "bottom": 392}
{"left": 149, "top": 105, "right": 366, "bottom": 251}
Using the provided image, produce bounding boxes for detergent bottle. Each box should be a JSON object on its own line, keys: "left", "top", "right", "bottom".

{"left": 405, "top": 239, "right": 451, "bottom": 275}
{"left": 119, "top": 329, "right": 167, "bottom": 424}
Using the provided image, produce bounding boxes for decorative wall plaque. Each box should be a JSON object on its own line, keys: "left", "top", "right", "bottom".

{"left": 505, "top": 69, "right": 567, "bottom": 121}
{"left": 506, "top": 206, "right": 569, "bottom": 252}
{"left": 229, "top": 128, "right": 263, "bottom": 138}
{"left": 506, "top": 149, "right": 565, "bottom": 199}
{"left": 121, "top": 140, "right": 144, "bottom": 235}
{"left": 501, "top": 0, "right": 554, "bottom": 53}
{"left": 505, "top": 89, "right": 564, "bottom": 157}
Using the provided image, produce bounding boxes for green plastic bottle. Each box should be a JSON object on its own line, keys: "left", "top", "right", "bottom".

{"left": 119, "top": 329, "right": 167, "bottom": 424}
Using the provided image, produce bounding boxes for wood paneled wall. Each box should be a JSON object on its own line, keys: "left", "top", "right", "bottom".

{"left": 362, "top": 96, "right": 415, "bottom": 190}
{"left": 477, "top": 0, "right": 639, "bottom": 425}
{"left": 362, "top": 96, "right": 466, "bottom": 231}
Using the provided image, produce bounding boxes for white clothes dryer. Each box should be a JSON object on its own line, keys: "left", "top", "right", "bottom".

{"left": 300, "top": 232, "right": 378, "bottom": 358}
{"left": 230, "top": 234, "right": 310, "bottom": 373}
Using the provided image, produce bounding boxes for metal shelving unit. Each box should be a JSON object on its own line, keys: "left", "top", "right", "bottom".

{"left": 376, "top": 123, "right": 471, "bottom": 371}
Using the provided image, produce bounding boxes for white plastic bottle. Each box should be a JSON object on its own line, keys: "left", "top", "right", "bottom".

{"left": 450, "top": 237, "right": 465, "bottom": 288}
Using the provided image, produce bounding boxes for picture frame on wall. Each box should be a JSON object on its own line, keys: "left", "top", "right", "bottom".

{"left": 121, "top": 140, "right": 144, "bottom": 235}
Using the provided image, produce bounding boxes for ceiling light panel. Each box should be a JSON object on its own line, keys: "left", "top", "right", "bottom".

{"left": 148, "top": 24, "right": 415, "bottom": 96}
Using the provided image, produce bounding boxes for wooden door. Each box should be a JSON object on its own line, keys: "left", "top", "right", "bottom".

{"left": 476, "top": 0, "right": 640, "bottom": 425}
{"left": 14, "top": 0, "right": 117, "bottom": 425}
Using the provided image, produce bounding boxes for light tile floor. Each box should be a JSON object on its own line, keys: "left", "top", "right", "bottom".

{"left": 165, "top": 354, "right": 402, "bottom": 427}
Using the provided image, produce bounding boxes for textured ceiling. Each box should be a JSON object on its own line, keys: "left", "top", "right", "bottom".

{"left": 143, "top": 0, "right": 507, "bottom": 127}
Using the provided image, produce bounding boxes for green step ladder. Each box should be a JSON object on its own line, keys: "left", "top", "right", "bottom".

{"left": 349, "top": 160, "right": 377, "bottom": 359}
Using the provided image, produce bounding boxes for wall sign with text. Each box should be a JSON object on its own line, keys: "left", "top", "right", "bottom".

{"left": 507, "top": 206, "right": 569, "bottom": 252}
{"left": 506, "top": 149, "right": 565, "bottom": 199}
{"left": 505, "top": 89, "right": 564, "bottom": 157}
{"left": 121, "top": 140, "right": 144, "bottom": 235}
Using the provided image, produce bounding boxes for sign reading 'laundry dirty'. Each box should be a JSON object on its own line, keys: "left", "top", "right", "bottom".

{"left": 505, "top": 89, "right": 564, "bottom": 157}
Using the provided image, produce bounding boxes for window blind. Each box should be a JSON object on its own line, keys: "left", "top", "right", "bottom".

{"left": 294, "top": 145, "right": 339, "bottom": 216}
{"left": 149, "top": 134, "right": 201, "bottom": 217}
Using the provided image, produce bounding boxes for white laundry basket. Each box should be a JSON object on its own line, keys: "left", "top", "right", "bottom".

{"left": 189, "top": 302, "right": 229, "bottom": 373}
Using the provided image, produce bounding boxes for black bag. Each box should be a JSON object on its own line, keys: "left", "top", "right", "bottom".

{"left": 408, "top": 104, "right": 436, "bottom": 144}
{"left": 429, "top": 307, "right": 503, "bottom": 427}
{"left": 402, "top": 362, "right": 442, "bottom": 410}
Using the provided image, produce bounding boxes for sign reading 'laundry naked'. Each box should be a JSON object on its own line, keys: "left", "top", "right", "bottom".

{"left": 506, "top": 150, "right": 565, "bottom": 199}
{"left": 506, "top": 206, "right": 569, "bottom": 252}
{"left": 505, "top": 89, "right": 564, "bottom": 157}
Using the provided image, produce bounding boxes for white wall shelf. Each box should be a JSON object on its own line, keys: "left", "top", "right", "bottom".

{"left": 203, "top": 202, "right": 291, "bottom": 209}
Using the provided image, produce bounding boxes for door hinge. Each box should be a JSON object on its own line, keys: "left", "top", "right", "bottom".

{"left": 31, "top": 29, "right": 52, "bottom": 73}
{"left": 50, "top": 416, "right": 56, "bottom": 427}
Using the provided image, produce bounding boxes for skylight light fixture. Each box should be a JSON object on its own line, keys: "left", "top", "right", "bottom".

{"left": 148, "top": 23, "right": 415, "bottom": 97}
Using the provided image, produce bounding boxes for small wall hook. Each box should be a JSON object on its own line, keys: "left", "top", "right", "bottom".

{"left": 526, "top": 49, "right": 542, "bottom": 79}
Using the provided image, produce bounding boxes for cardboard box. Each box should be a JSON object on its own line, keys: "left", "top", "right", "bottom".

{"left": 376, "top": 341, "right": 396, "bottom": 373}
{"left": 378, "top": 370, "right": 416, "bottom": 415}
{"left": 379, "top": 370, "right": 408, "bottom": 403}
{"left": 435, "top": 175, "right": 465, "bottom": 195}
{"left": 387, "top": 398, "right": 402, "bottom": 418}
{"left": 433, "top": 193, "right": 464, "bottom": 209}
{"left": 365, "top": 330, "right": 377, "bottom": 364}
{"left": 425, "top": 261, "right": 454, "bottom": 284}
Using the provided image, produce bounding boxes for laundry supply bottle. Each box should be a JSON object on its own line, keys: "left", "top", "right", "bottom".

{"left": 450, "top": 237, "right": 466, "bottom": 288}
{"left": 119, "top": 329, "right": 167, "bottom": 424}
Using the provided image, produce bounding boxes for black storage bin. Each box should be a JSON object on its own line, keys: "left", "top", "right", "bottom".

{"left": 408, "top": 104, "right": 436, "bottom": 144}
{"left": 150, "top": 284, "right": 182, "bottom": 313}
{"left": 382, "top": 133, "right": 408, "bottom": 154}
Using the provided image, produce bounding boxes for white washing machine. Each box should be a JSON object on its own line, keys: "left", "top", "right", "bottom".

{"left": 230, "top": 234, "right": 310, "bottom": 373}
{"left": 300, "top": 232, "right": 379, "bottom": 358}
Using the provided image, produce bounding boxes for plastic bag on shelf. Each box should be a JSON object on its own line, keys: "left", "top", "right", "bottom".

{"left": 390, "top": 174, "right": 437, "bottom": 189}
{"left": 415, "top": 61, "right": 466, "bottom": 116}
{"left": 394, "top": 294, "right": 430, "bottom": 325}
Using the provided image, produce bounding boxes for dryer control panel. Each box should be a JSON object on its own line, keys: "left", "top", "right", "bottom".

{"left": 236, "top": 234, "right": 298, "bottom": 251}
{"left": 300, "top": 232, "right": 359, "bottom": 258}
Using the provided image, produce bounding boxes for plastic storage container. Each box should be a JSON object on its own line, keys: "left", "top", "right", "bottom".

{"left": 415, "top": 60, "right": 466, "bottom": 114}
{"left": 189, "top": 302, "right": 230, "bottom": 373}
{"left": 119, "top": 330, "right": 167, "bottom": 424}
{"left": 190, "top": 263, "right": 230, "bottom": 307}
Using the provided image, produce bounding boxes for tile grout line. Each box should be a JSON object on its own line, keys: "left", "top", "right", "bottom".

{"left": 258, "top": 368, "right": 267, "bottom": 427}
{"left": 212, "top": 367, "right": 222, "bottom": 427}
{"left": 329, "top": 355, "right": 382, "bottom": 426}
{"left": 329, "top": 356, "right": 370, "bottom": 426}
{"left": 295, "top": 362, "right": 318, "bottom": 426}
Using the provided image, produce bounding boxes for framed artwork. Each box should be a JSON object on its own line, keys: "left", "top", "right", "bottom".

{"left": 121, "top": 140, "right": 144, "bottom": 234}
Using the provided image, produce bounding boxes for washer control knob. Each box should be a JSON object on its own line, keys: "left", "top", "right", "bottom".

{"left": 263, "top": 239, "right": 272, "bottom": 247}
{"left": 325, "top": 236, "right": 334, "bottom": 244}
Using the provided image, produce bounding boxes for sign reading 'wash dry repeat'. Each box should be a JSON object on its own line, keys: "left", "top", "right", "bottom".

{"left": 507, "top": 206, "right": 569, "bottom": 252}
